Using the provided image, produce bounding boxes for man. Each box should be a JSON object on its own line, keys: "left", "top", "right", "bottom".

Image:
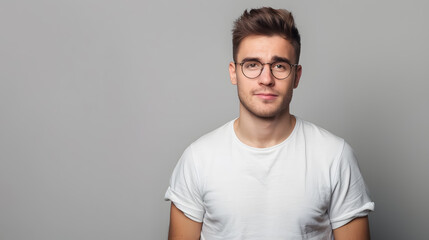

{"left": 165, "top": 7, "right": 374, "bottom": 240}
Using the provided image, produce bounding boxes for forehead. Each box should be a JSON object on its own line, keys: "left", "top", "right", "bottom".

{"left": 237, "top": 35, "right": 296, "bottom": 63}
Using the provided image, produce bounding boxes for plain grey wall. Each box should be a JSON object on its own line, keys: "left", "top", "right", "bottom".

{"left": 1, "top": 0, "right": 428, "bottom": 239}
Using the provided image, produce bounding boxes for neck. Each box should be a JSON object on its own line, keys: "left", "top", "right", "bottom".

{"left": 234, "top": 108, "right": 296, "bottom": 148}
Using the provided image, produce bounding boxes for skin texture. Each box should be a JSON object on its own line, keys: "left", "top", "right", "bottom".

{"left": 229, "top": 35, "right": 302, "bottom": 148}
{"left": 230, "top": 35, "right": 300, "bottom": 120}
{"left": 168, "top": 203, "right": 202, "bottom": 240}
{"left": 333, "top": 216, "right": 371, "bottom": 240}
{"left": 168, "top": 35, "right": 371, "bottom": 239}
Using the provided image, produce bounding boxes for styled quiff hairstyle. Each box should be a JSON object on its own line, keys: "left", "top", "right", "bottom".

{"left": 232, "top": 7, "right": 301, "bottom": 63}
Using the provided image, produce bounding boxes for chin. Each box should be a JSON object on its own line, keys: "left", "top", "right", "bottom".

{"left": 247, "top": 106, "right": 289, "bottom": 119}
{"left": 252, "top": 111, "right": 284, "bottom": 119}
{"left": 239, "top": 97, "right": 290, "bottom": 119}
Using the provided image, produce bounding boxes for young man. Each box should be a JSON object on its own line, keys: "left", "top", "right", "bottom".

{"left": 165, "top": 7, "right": 374, "bottom": 240}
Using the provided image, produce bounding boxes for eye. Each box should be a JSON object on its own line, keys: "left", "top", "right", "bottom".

{"left": 243, "top": 61, "right": 261, "bottom": 70}
{"left": 272, "top": 62, "right": 288, "bottom": 71}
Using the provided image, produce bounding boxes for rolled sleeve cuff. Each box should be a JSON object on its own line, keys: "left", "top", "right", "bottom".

{"left": 164, "top": 187, "right": 204, "bottom": 222}
{"left": 330, "top": 202, "right": 375, "bottom": 229}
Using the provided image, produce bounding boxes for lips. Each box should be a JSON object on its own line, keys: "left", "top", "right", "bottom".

{"left": 254, "top": 93, "right": 278, "bottom": 100}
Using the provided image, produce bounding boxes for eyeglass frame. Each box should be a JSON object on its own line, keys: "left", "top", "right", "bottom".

{"left": 235, "top": 60, "right": 299, "bottom": 80}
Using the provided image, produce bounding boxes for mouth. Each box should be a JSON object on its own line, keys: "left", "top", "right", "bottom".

{"left": 254, "top": 93, "right": 278, "bottom": 100}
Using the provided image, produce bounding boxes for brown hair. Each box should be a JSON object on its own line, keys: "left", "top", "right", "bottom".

{"left": 232, "top": 7, "right": 301, "bottom": 63}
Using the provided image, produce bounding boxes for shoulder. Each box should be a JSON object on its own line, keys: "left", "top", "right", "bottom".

{"left": 187, "top": 119, "right": 234, "bottom": 156}
{"left": 296, "top": 117, "right": 348, "bottom": 164}
{"left": 298, "top": 118, "right": 345, "bottom": 147}
{"left": 172, "top": 120, "right": 234, "bottom": 177}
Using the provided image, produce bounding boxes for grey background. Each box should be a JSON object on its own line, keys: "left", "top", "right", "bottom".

{"left": 1, "top": 0, "right": 428, "bottom": 239}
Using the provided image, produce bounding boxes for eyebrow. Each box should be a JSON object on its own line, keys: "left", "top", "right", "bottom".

{"left": 239, "top": 56, "right": 292, "bottom": 64}
{"left": 272, "top": 56, "right": 292, "bottom": 64}
{"left": 240, "top": 57, "right": 260, "bottom": 63}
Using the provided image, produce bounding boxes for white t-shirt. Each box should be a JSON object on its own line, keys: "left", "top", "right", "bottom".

{"left": 165, "top": 117, "right": 374, "bottom": 240}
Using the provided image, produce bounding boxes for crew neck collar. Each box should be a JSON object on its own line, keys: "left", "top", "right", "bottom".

{"left": 230, "top": 116, "right": 301, "bottom": 152}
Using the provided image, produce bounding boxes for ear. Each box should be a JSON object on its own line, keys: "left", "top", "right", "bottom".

{"left": 229, "top": 62, "right": 237, "bottom": 85}
{"left": 293, "top": 65, "right": 302, "bottom": 89}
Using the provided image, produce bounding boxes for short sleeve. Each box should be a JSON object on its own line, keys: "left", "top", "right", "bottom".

{"left": 328, "top": 141, "right": 375, "bottom": 229}
{"left": 164, "top": 145, "right": 205, "bottom": 222}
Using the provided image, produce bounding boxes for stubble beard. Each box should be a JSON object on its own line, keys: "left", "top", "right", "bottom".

{"left": 237, "top": 89, "right": 293, "bottom": 120}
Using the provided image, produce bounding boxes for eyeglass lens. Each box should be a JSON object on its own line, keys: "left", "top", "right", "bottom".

{"left": 242, "top": 61, "right": 291, "bottom": 79}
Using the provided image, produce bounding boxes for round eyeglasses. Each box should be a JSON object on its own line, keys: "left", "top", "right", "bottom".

{"left": 236, "top": 60, "right": 298, "bottom": 80}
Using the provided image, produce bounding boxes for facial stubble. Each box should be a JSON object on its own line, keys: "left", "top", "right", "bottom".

{"left": 236, "top": 81, "right": 294, "bottom": 119}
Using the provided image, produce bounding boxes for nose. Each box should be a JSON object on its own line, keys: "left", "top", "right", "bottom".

{"left": 258, "top": 64, "right": 275, "bottom": 86}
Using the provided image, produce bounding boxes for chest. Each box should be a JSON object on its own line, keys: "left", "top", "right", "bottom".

{"left": 201, "top": 152, "right": 332, "bottom": 235}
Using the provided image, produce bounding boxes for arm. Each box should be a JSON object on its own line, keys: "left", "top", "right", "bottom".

{"left": 333, "top": 216, "right": 370, "bottom": 240}
{"left": 168, "top": 203, "right": 202, "bottom": 240}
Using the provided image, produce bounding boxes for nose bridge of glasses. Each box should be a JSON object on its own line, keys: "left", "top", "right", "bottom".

{"left": 263, "top": 62, "right": 279, "bottom": 77}
{"left": 259, "top": 62, "right": 271, "bottom": 72}
{"left": 259, "top": 62, "right": 275, "bottom": 80}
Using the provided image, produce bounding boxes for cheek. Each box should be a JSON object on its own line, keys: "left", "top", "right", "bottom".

{"left": 236, "top": 82, "right": 246, "bottom": 97}
{"left": 237, "top": 80, "right": 252, "bottom": 93}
